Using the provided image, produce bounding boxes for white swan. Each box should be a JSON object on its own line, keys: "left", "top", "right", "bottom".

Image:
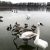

{"left": 19, "top": 22, "right": 48, "bottom": 50}
{"left": 34, "top": 22, "right": 48, "bottom": 50}
{"left": 19, "top": 31, "right": 36, "bottom": 39}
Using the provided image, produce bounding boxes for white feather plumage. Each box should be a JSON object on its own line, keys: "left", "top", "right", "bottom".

{"left": 19, "top": 22, "right": 48, "bottom": 50}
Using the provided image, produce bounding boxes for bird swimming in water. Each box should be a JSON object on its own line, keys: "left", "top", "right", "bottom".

{"left": 19, "top": 22, "right": 48, "bottom": 50}
{"left": 24, "top": 23, "right": 28, "bottom": 28}
{"left": 31, "top": 24, "right": 37, "bottom": 32}
{"left": 34, "top": 22, "right": 48, "bottom": 50}
{"left": 7, "top": 24, "right": 12, "bottom": 31}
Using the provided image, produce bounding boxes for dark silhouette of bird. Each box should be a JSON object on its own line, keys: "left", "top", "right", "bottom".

{"left": 7, "top": 27, "right": 10, "bottom": 31}
{"left": 32, "top": 25, "right": 37, "bottom": 28}
{"left": 0, "top": 16, "right": 3, "bottom": 22}
{"left": 13, "top": 22, "right": 20, "bottom": 28}
{"left": 0, "top": 16, "right": 3, "bottom": 18}
{"left": 0, "top": 20, "right": 3, "bottom": 22}
{"left": 24, "top": 23, "right": 28, "bottom": 28}
{"left": 7, "top": 24, "right": 12, "bottom": 31}
{"left": 31, "top": 25, "right": 37, "bottom": 32}
{"left": 9, "top": 24, "right": 12, "bottom": 30}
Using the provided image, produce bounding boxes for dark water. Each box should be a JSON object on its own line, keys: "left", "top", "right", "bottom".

{"left": 0, "top": 10, "right": 50, "bottom": 50}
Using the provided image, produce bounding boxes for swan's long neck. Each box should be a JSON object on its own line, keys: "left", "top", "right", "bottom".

{"left": 36, "top": 25, "right": 40, "bottom": 39}
{"left": 37, "top": 25, "right": 40, "bottom": 36}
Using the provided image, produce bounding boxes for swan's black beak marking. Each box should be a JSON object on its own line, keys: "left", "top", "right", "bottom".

{"left": 40, "top": 23, "right": 43, "bottom": 26}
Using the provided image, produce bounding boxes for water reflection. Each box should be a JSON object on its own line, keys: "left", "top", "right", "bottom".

{"left": 11, "top": 9, "right": 17, "bottom": 13}
{"left": 13, "top": 37, "right": 36, "bottom": 50}
{"left": 0, "top": 16, "right": 3, "bottom": 18}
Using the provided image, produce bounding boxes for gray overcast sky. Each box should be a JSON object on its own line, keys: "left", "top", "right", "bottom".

{"left": 0, "top": 0, "right": 50, "bottom": 3}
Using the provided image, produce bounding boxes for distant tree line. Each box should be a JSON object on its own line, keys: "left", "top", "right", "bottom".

{"left": 0, "top": 1, "right": 50, "bottom": 11}
{"left": 47, "top": 2, "right": 50, "bottom": 10}
{"left": 0, "top": 1, "right": 12, "bottom": 6}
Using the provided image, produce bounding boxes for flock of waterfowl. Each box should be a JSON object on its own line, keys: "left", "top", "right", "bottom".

{"left": 7, "top": 22, "right": 48, "bottom": 50}
{"left": 7, "top": 22, "right": 36, "bottom": 32}
{"left": 0, "top": 12, "right": 48, "bottom": 50}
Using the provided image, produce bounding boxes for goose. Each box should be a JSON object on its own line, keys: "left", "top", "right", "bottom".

{"left": 0, "top": 16, "right": 3, "bottom": 18}
{"left": 0, "top": 20, "right": 3, "bottom": 22}
{"left": 24, "top": 23, "right": 28, "bottom": 28}
{"left": 12, "top": 22, "right": 21, "bottom": 32}
{"left": 7, "top": 24, "right": 12, "bottom": 31}
{"left": 13, "top": 22, "right": 20, "bottom": 28}
{"left": 18, "top": 22, "right": 48, "bottom": 50}
{"left": 31, "top": 25, "right": 37, "bottom": 28}
{"left": 31, "top": 25, "right": 37, "bottom": 32}
{"left": 0, "top": 16, "right": 3, "bottom": 22}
